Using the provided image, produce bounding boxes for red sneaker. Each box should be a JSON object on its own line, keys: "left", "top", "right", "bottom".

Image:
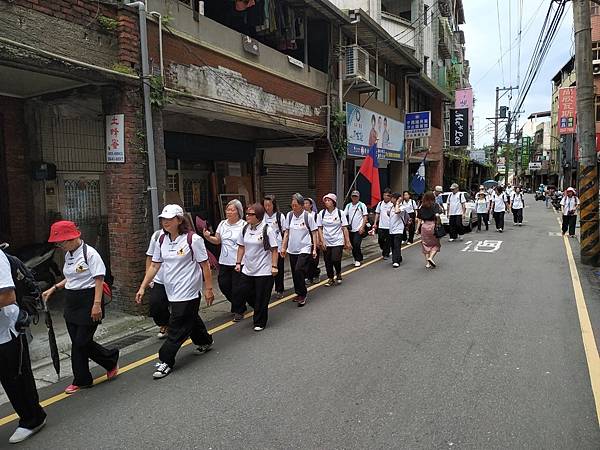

{"left": 107, "top": 364, "right": 119, "bottom": 381}
{"left": 64, "top": 383, "right": 92, "bottom": 394}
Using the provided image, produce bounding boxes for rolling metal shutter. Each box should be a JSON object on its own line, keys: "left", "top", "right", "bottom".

{"left": 262, "top": 164, "right": 315, "bottom": 213}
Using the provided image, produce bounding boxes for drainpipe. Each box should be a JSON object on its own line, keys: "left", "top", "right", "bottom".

{"left": 149, "top": 11, "right": 164, "bottom": 79}
{"left": 336, "top": 26, "right": 344, "bottom": 198}
{"left": 126, "top": 1, "right": 160, "bottom": 230}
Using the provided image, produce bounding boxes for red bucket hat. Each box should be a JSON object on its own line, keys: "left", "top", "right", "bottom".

{"left": 48, "top": 220, "right": 81, "bottom": 243}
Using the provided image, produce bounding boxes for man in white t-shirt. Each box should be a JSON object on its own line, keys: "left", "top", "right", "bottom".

{"left": 0, "top": 251, "right": 46, "bottom": 444}
{"left": 509, "top": 186, "right": 525, "bottom": 226}
{"left": 445, "top": 183, "right": 466, "bottom": 241}
{"left": 344, "top": 190, "right": 368, "bottom": 267}
{"left": 561, "top": 187, "right": 580, "bottom": 237}
{"left": 374, "top": 188, "right": 394, "bottom": 258}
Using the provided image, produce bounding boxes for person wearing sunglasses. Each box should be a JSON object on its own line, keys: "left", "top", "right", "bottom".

{"left": 234, "top": 203, "right": 279, "bottom": 331}
{"left": 42, "top": 221, "right": 119, "bottom": 394}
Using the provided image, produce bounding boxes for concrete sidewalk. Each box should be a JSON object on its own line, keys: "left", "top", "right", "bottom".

{"left": 0, "top": 235, "right": 385, "bottom": 404}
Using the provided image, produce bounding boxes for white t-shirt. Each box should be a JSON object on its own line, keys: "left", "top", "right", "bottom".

{"left": 152, "top": 233, "right": 209, "bottom": 302}
{"left": 146, "top": 230, "right": 165, "bottom": 285}
{"left": 511, "top": 193, "right": 524, "bottom": 209}
{"left": 0, "top": 251, "right": 19, "bottom": 345}
{"left": 491, "top": 192, "right": 507, "bottom": 212}
{"left": 375, "top": 201, "right": 393, "bottom": 229}
{"left": 216, "top": 219, "right": 246, "bottom": 266}
{"left": 285, "top": 211, "right": 317, "bottom": 255}
{"left": 475, "top": 198, "right": 489, "bottom": 214}
{"left": 264, "top": 212, "right": 286, "bottom": 248}
{"left": 64, "top": 242, "right": 106, "bottom": 290}
{"left": 317, "top": 208, "right": 349, "bottom": 247}
{"left": 388, "top": 208, "right": 407, "bottom": 235}
{"left": 237, "top": 221, "right": 278, "bottom": 277}
{"left": 561, "top": 196, "right": 579, "bottom": 215}
{"left": 401, "top": 199, "right": 418, "bottom": 214}
{"left": 446, "top": 192, "right": 466, "bottom": 216}
{"left": 344, "top": 202, "right": 368, "bottom": 232}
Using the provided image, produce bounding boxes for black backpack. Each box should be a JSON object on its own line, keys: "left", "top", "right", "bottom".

{"left": 3, "top": 251, "right": 42, "bottom": 329}
{"left": 242, "top": 223, "right": 271, "bottom": 251}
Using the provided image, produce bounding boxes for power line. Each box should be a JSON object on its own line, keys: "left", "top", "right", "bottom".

{"left": 496, "top": 0, "right": 505, "bottom": 85}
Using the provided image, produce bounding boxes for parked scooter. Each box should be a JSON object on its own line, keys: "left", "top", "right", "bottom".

{"left": 551, "top": 191, "right": 563, "bottom": 212}
{"left": 3, "top": 242, "right": 60, "bottom": 291}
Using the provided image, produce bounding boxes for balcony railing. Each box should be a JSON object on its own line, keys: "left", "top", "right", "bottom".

{"left": 438, "top": 17, "right": 453, "bottom": 59}
{"left": 381, "top": 12, "right": 415, "bottom": 49}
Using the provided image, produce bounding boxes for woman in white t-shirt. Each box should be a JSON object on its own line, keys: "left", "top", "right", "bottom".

{"left": 510, "top": 186, "right": 525, "bottom": 226}
{"left": 489, "top": 186, "right": 509, "bottom": 232}
{"left": 281, "top": 193, "right": 318, "bottom": 307}
{"left": 263, "top": 195, "right": 286, "bottom": 297}
{"left": 43, "top": 221, "right": 119, "bottom": 394}
{"left": 234, "top": 203, "right": 279, "bottom": 331}
{"left": 317, "top": 193, "right": 351, "bottom": 286}
{"left": 146, "top": 227, "right": 169, "bottom": 339}
{"left": 203, "top": 200, "right": 246, "bottom": 322}
{"left": 401, "top": 191, "right": 419, "bottom": 243}
{"left": 561, "top": 187, "right": 580, "bottom": 237}
{"left": 388, "top": 193, "right": 410, "bottom": 268}
{"left": 136, "top": 205, "right": 215, "bottom": 379}
{"left": 303, "top": 198, "right": 321, "bottom": 283}
{"left": 474, "top": 191, "right": 490, "bottom": 231}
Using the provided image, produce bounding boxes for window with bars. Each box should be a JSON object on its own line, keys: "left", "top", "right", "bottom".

{"left": 62, "top": 178, "right": 101, "bottom": 223}
{"left": 592, "top": 1, "right": 600, "bottom": 15}
{"left": 593, "top": 42, "right": 600, "bottom": 61}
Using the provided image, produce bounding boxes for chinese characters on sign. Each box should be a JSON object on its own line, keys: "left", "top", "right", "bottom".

{"left": 558, "top": 87, "right": 576, "bottom": 134}
{"left": 450, "top": 108, "right": 469, "bottom": 147}
{"left": 404, "top": 111, "right": 431, "bottom": 139}
{"left": 105, "top": 114, "right": 125, "bottom": 163}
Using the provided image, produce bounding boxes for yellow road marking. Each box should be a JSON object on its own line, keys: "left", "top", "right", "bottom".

{"left": 556, "top": 217, "right": 600, "bottom": 426}
{"left": 0, "top": 241, "right": 420, "bottom": 427}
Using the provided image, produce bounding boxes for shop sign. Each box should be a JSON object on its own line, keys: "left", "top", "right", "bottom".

{"left": 497, "top": 164, "right": 506, "bottom": 174}
{"left": 558, "top": 87, "right": 576, "bottom": 134}
{"left": 404, "top": 111, "right": 431, "bottom": 139}
{"left": 529, "top": 161, "right": 542, "bottom": 170}
{"left": 346, "top": 102, "right": 405, "bottom": 161}
{"left": 106, "top": 114, "right": 125, "bottom": 163}
{"left": 450, "top": 108, "right": 469, "bottom": 147}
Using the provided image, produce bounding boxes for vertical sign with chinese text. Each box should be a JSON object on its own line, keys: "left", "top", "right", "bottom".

{"left": 106, "top": 114, "right": 125, "bottom": 163}
{"left": 450, "top": 108, "right": 469, "bottom": 147}
{"left": 558, "top": 87, "right": 576, "bottom": 134}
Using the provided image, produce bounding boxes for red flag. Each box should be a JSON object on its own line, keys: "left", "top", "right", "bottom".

{"left": 358, "top": 144, "right": 381, "bottom": 207}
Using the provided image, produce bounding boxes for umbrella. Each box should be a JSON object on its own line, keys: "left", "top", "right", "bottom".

{"left": 483, "top": 180, "right": 498, "bottom": 188}
{"left": 44, "top": 303, "right": 60, "bottom": 377}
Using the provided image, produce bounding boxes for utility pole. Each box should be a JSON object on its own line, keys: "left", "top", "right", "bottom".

{"left": 573, "top": 0, "right": 599, "bottom": 266}
{"left": 489, "top": 86, "right": 518, "bottom": 179}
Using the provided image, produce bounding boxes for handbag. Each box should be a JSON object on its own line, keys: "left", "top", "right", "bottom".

{"left": 434, "top": 207, "right": 446, "bottom": 238}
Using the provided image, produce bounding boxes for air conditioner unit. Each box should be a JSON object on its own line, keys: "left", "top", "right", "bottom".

{"left": 594, "top": 62, "right": 600, "bottom": 75}
{"left": 345, "top": 45, "right": 369, "bottom": 81}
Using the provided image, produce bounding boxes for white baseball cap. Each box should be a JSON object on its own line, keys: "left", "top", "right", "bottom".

{"left": 158, "top": 204, "right": 184, "bottom": 219}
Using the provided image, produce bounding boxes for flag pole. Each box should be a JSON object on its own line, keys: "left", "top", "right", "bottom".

{"left": 343, "top": 169, "right": 362, "bottom": 204}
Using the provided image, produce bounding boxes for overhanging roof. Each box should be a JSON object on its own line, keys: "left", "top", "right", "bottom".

{"left": 287, "top": 0, "right": 351, "bottom": 24}
{"left": 552, "top": 56, "right": 575, "bottom": 83}
{"left": 343, "top": 9, "right": 421, "bottom": 71}
{"left": 408, "top": 72, "right": 453, "bottom": 102}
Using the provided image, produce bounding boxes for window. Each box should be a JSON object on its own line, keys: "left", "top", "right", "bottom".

{"left": 593, "top": 42, "right": 600, "bottom": 61}
{"left": 423, "top": 4, "right": 429, "bottom": 26}
{"left": 592, "top": 1, "right": 600, "bottom": 15}
{"left": 424, "top": 56, "right": 429, "bottom": 76}
{"left": 596, "top": 96, "right": 600, "bottom": 122}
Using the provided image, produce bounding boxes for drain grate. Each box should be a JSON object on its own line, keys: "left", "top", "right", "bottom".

{"left": 107, "top": 332, "right": 155, "bottom": 350}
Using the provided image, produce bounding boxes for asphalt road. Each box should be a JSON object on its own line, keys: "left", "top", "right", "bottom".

{"left": 1, "top": 197, "right": 599, "bottom": 449}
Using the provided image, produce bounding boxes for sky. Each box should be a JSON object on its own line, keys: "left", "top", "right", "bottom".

{"left": 462, "top": 0, "right": 575, "bottom": 148}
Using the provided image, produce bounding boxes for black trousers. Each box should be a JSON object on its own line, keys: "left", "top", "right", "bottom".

{"left": 149, "top": 282, "right": 170, "bottom": 327}
{"left": 477, "top": 213, "right": 489, "bottom": 230}
{"left": 349, "top": 231, "right": 364, "bottom": 262}
{"left": 307, "top": 249, "right": 321, "bottom": 281}
{"left": 512, "top": 208, "right": 523, "bottom": 224}
{"left": 562, "top": 214, "right": 577, "bottom": 236}
{"left": 405, "top": 212, "right": 416, "bottom": 243}
{"left": 377, "top": 228, "right": 391, "bottom": 257}
{"left": 391, "top": 234, "right": 403, "bottom": 264}
{"left": 218, "top": 264, "right": 241, "bottom": 311}
{"left": 493, "top": 211, "right": 505, "bottom": 230}
{"left": 159, "top": 297, "right": 212, "bottom": 368}
{"left": 66, "top": 322, "right": 119, "bottom": 387}
{"left": 0, "top": 334, "right": 46, "bottom": 429}
{"left": 324, "top": 245, "right": 343, "bottom": 279}
{"left": 289, "top": 253, "right": 311, "bottom": 297}
{"left": 449, "top": 215, "right": 463, "bottom": 239}
{"left": 273, "top": 255, "right": 285, "bottom": 293}
{"left": 238, "top": 273, "right": 274, "bottom": 328}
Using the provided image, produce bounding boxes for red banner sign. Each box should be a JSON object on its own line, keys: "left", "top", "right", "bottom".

{"left": 558, "top": 87, "right": 576, "bottom": 134}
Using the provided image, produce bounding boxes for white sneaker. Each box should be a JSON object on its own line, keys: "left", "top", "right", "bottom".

{"left": 354, "top": 261, "right": 361, "bottom": 267}
{"left": 8, "top": 420, "right": 46, "bottom": 444}
{"left": 153, "top": 362, "right": 172, "bottom": 379}
{"left": 253, "top": 326, "right": 264, "bottom": 332}
{"left": 392, "top": 263, "right": 400, "bottom": 268}
{"left": 448, "top": 238, "right": 455, "bottom": 242}
{"left": 157, "top": 330, "right": 167, "bottom": 339}
{"left": 458, "top": 236, "right": 464, "bottom": 241}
